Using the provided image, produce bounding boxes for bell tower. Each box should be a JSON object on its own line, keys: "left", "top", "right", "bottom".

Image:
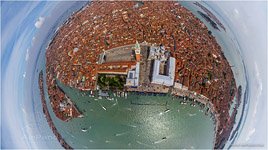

{"left": 134, "top": 41, "right": 141, "bottom": 61}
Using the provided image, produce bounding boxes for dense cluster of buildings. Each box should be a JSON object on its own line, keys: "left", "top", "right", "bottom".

{"left": 45, "top": 1, "right": 238, "bottom": 149}
{"left": 98, "top": 41, "right": 176, "bottom": 91}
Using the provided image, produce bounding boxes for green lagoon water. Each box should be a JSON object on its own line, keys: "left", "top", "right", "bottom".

{"left": 47, "top": 80, "right": 215, "bottom": 149}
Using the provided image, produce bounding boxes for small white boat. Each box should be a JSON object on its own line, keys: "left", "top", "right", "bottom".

{"left": 105, "top": 140, "right": 111, "bottom": 143}
{"left": 115, "top": 132, "right": 127, "bottom": 136}
{"left": 164, "top": 109, "right": 170, "bottom": 113}
{"left": 81, "top": 128, "right": 87, "bottom": 132}
{"left": 78, "top": 114, "right": 84, "bottom": 118}
{"left": 189, "top": 113, "right": 196, "bottom": 117}
{"left": 101, "top": 105, "right": 107, "bottom": 111}
{"left": 154, "top": 137, "right": 167, "bottom": 144}
{"left": 127, "top": 124, "right": 137, "bottom": 128}
{"left": 111, "top": 102, "right": 117, "bottom": 107}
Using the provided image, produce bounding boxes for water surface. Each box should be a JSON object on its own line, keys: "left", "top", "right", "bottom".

{"left": 44, "top": 80, "right": 215, "bottom": 149}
